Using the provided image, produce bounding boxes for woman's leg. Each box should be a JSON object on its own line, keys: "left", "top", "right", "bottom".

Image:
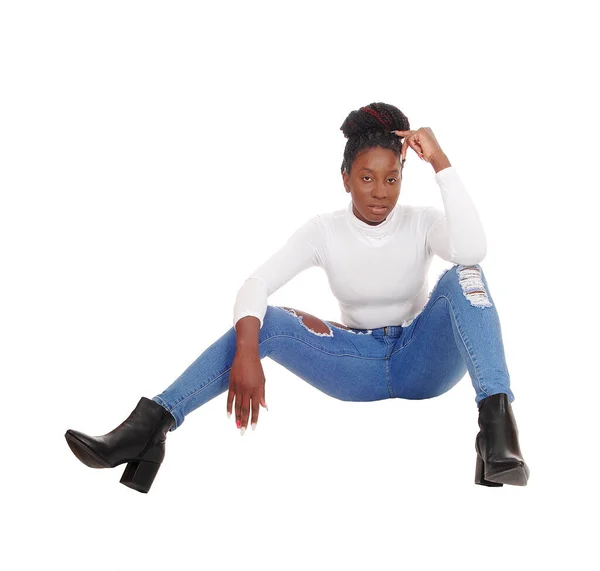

{"left": 152, "top": 305, "right": 393, "bottom": 431}
{"left": 388, "top": 264, "right": 515, "bottom": 406}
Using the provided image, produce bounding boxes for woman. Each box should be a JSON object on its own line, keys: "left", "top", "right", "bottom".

{"left": 65, "top": 102, "right": 530, "bottom": 493}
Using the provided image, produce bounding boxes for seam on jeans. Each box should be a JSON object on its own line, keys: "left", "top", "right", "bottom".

{"left": 263, "top": 333, "right": 373, "bottom": 358}
{"left": 385, "top": 352, "right": 395, "bottom": 398}
{"left": 169, "top": 333, "right": 385, "bottom": 414}
{"left": 324, "top": 323, "right": 365, "bottom": 353}
{"left": 170, "top": 368, "right": 231, "bottom": 414}
{"left": 390, "top": 294, "right": 489, "bottom": 398}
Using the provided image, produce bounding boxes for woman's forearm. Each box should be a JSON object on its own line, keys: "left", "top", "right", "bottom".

{"left": 430, "top": 151, "right": 451, "bottom": 173}
{"left": 234, "top": 315, "right": 260, "bottom": 354}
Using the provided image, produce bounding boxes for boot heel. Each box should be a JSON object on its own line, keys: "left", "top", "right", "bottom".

{"left": 120, "top": 459, "right": 161, "bottom": 493}
{"left": 475, "top": 453, "right": 503, "bottom": 487}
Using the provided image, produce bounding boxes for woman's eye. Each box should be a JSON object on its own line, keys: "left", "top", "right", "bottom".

{"left": 362, "top": 176, "right": 397, "bottom": 183}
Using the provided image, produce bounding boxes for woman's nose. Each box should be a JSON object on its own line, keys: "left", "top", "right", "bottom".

{"left": 372, "top": 186, "right": 387, "bottom": 198}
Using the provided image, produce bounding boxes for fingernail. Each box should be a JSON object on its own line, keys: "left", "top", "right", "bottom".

{"left": 240, "top": 427, "right": 246, "bottom": 436}
{"left": 228, "top": 412, "right": 231, "bottom": 419}
{"left": 251, "top": 423, "right": 256, "bottom": 431}
{"left": 236, "top": 419, "right": 241, "bottom": 428}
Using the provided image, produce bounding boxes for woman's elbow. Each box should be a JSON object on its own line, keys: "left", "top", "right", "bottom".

{"left": 451, "top": 244, "right": 487, "bottom": 266}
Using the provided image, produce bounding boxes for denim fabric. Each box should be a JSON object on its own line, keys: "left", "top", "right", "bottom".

{"left": 152, "top": 263, "right": 515, "bottom": 431}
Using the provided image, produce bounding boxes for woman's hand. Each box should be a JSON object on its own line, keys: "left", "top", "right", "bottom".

{"left": 227, "top": 351, "right": 268, "bottom": 435}
{"left": 390, "top": 127, "right": 444, "bottom": 164}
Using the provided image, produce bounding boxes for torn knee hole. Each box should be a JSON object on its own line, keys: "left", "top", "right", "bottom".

{"left": 328, "top": 322, "right": 373, "bottom": 335}
{"left": 456, "top": 264, "right": 493, "bottom": 308}
{"left": 281, "top": 307, "right": 334, "bottom": 336}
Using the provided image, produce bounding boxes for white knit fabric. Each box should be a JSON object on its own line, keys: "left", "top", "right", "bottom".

{"left": 233, "top": 166, "right": 487, "bottom": 330}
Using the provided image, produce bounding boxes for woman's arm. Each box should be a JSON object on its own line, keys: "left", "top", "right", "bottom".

{"left": 228, "top": 216, "right": 325, "bottom": 432}
{"left": 234, "top": 315, "right": 260, "bottom": 354}
{"left": 424, "top": 165, "right": 487, "bottom": 265}
{"left": 232, "top": 215, "right": 325, "bottom": 331}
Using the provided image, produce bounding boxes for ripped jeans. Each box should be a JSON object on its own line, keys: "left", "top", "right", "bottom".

{"left": 152, "top": 264, "right": 515, "bottom": 431}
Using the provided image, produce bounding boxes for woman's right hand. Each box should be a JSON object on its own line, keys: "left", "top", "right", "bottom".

{"left": 227, "top": 351, "right": 268, "bottom": 434}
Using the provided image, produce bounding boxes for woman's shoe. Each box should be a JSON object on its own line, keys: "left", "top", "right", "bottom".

{"left": 474, "top": 392, "right": 530, "bottom": 487}
{"left": 65, "top": 397, "right": 176, "bottom": 493}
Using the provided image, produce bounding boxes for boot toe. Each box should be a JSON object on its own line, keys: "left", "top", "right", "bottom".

{"left": 65, "top": 429, "right": 112, "bottom": 468}
{"left": 485, "top": 461, "right": 530, "bottom": 486}
{"left": 65, "top": 397, "right": 174, "bottom": 492}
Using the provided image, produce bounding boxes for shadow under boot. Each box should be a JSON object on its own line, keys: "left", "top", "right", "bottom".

{"left": 475, "top": 392, "right": 530, "bottom": 487}
{"left": 65, "top": 397, "right": 176, "bottom": 493}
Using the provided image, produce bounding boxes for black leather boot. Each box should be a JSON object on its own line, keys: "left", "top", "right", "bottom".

{"left": 474, "top": 392, "right": 530, "bottom": 487}
{"left": 65, "top": 397, "right": 176, "bottom": 493}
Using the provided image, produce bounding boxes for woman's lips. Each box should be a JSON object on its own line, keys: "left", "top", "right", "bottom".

{"left": 369, "top": 205, "right": 388, "bottom": 214}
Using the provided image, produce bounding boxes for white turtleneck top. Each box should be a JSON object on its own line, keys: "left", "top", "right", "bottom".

{"left": 233, "top": 165, "right": 487, "bottom": 330}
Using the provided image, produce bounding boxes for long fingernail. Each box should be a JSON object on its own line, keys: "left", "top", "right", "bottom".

{"left": 228, "top": 412, "right": 231, "bottom": 419}
{"left": 251, "top": 423, "right": 256, "bottom": 431}
{"left": 240, "top": 427, "right": 246, "bottom": 436}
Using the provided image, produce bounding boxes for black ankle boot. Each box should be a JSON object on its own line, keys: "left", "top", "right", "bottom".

{"left": 474, "top": 392, "right": 530, "bottom": 487}
{"left": 65, "top": 397, "right": 176, "bottom": 493}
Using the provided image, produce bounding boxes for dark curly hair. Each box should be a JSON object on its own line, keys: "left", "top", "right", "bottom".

{"left": 340, "top": 102, "right": 410, "bottom": 175}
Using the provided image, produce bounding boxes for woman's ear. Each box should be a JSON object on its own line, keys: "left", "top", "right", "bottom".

{"left": 342, "top": 169, "right": 350, "bottom": 193}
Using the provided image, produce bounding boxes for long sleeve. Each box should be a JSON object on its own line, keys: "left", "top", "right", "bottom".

{"left": 423, "top": 166, "right": 487, "bottom": 265}
{"left": 233, "top": 215, "right": 325, "bottom": 330}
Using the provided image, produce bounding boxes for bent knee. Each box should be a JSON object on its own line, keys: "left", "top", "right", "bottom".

{"left": 455, "top": 264, "right": 493, "bottom": 308}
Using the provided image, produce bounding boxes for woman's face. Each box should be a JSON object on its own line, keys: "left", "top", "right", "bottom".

{"left": 342, "top": 146, "right": 402, "bottom": 226}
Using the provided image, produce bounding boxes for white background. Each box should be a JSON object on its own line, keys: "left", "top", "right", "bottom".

{"left": 1, "top": 1, "right": 598, "bottom": 569}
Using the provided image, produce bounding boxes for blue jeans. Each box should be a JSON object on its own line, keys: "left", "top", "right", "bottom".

{"left": 152, "top": 264, "right": 515, "bottom": 431}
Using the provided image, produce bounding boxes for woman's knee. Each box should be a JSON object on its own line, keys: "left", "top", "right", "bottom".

{"left": 265, "top": 305, "right": 335, "bottom": 337}
{"left": 434, "top": 263, "right": 493, "bottom": 309}
{"left": 454, "top": 263, "right": 493, "bottom": 308}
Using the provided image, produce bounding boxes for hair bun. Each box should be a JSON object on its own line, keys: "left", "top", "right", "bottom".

{"left": 340, "top": 102, "right": 410, "bottom": 139}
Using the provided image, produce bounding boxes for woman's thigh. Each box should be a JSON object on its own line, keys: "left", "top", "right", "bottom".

{"left": 263, "top": 306, "right": 392, "bottom": 402}
{"left": 388, "top": 279, "right": 468, "bottom": 400}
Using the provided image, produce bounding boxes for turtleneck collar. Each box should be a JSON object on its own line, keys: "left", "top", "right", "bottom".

{"left": 345, "top": 200, "right": 403, "bottom": 244}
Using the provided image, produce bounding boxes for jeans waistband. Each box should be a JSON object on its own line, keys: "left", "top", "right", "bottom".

{"left": 370, "top": 325, "right": 403, "bottom": 338}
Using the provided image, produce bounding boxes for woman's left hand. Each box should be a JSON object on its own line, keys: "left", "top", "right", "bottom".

{"left": 391, "top": 127, "right": 444, "bottom": 164}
